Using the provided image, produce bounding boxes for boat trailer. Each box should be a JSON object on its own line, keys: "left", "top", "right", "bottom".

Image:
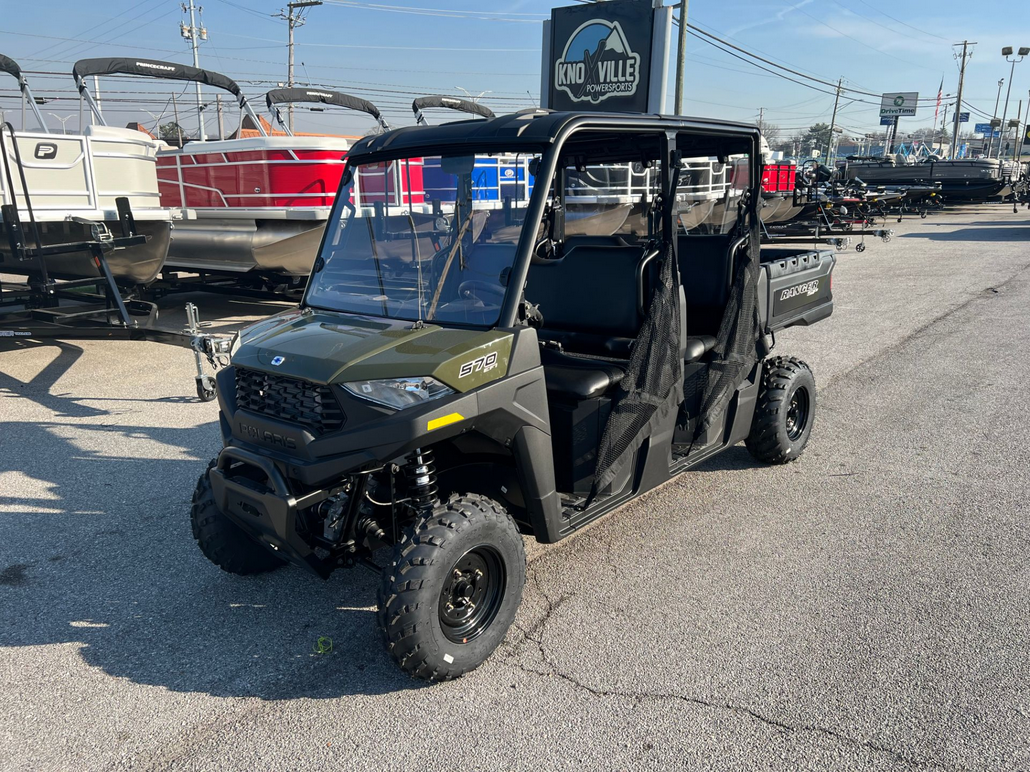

{"left": 0, "top": 123, "right": 231, "bottom": 401}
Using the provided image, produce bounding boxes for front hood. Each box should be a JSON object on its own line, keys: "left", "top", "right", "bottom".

{"left": 232, "top": 308, "right": 513, "bottom": 392}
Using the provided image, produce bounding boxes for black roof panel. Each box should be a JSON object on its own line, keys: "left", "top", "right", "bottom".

{"left": 347, "top": 111, "right": 759, "bottom": 161}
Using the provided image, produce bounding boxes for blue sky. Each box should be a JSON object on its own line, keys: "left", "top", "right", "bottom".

{"left": 2, "top": 0, "right": 1030, "bottom": 140}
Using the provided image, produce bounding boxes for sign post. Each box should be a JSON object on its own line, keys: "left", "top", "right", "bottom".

{"left": 541, "top": 0, "right": 673, "bottom": 114}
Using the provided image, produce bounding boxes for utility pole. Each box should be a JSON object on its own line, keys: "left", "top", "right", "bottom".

{"left": 952, "top": 41, "right": 974, "bottom": 159}
{"left": 674, "top": 0, "right": 689, "bottom": 114}
{"left": 276, "top": 0, "right": 322, "bottom": 133}
{"left": 757, "top": 106, "right": 765, "bottom": 134}
{"left": 825, "top": 77, "right": 842, "bottom": 161}
{"left": 216, "top": 95, "right": 225, "bottom": 140}
{"left": 181, "top": 0, "right": 208, "bottom": 140}
{"left": 172, "top": 92, "right": 184, "bottom": 146}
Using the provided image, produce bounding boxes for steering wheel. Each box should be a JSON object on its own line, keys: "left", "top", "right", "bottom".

{"left": 457, "top": 280, "right": 505, "bottom": 305}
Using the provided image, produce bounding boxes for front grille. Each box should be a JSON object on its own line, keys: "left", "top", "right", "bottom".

{"left": 235, "top": 368, "right": 345, "bottom": 436}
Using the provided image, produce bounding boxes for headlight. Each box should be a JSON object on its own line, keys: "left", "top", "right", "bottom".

{"left": 342, "top": 377, "right": 454, "bottom": 410}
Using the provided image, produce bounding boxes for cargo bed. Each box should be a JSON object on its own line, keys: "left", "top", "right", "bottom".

{"left": 758, "top": 247, "right": 835, "bottom": 332}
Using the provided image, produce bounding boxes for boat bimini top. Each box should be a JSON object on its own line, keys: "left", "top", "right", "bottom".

{"left": 412, "top": 95, "right": 495, "bottom": 126}
{"left": 0, "top": 54, "right": 49, "bottom": 132}
{"left": 72, "top": 57, "right": 268, "bottom": 136}
{"left": 264, "top": 87, "right": 389, "bottom": 135}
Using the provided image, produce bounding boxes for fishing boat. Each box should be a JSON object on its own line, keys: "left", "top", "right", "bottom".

{"left": 845, "top": 155, "right": 1007, "bottom": 202}
{"left": 1, "top": 54, "right": 174, "bottom": 285}
{"left": 72, "top": 58, "right": 394, "bottom": 279}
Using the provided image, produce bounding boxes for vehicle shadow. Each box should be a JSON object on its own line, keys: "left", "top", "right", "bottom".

{"left": 692, "top": 444, "right": 763, "bottom": 473}
{"left": 0, "top": 416, "right": 423, "bottom": 700}
{"left": 900, "top": 226, "right": 1030, "bottom": 242}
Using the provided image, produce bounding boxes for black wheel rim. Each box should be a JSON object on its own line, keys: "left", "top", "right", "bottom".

{"left": 438, "top": 545, "right": 506, "bottom": 644}
{"left": 785, "top": 386, "right": 810, "bottom": 442}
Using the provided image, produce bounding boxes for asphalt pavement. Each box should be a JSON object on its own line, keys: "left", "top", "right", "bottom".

{"left": 2, "top": 204, "right": 1029, "bottom": 771}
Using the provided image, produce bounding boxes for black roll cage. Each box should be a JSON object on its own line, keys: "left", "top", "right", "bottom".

{"left": 301, "top": 114, "right": 762, "bottom": 328}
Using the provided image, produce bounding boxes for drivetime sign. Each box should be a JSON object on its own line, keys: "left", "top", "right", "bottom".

{"left": 879, "top": 91, "right": 918, "bottom": 117}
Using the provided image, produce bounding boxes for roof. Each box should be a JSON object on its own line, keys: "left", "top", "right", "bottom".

{"left": 347, "top": 110, "right": 760, "bottom": 162}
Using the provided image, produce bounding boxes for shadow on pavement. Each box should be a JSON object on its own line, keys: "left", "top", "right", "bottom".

{"left": 900, "top": 226, "right": 1030, "bottom": 242}
{"left": 0, "top": 415, "right": 421, "bottom": 701}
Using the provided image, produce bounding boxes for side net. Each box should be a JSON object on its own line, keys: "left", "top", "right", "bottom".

{"left": 592, "top": 242, "right": 683, "bottom": 494}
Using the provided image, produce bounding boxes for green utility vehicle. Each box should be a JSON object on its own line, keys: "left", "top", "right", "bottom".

{"left": 191, "top": 111, "right": 835, "bottom": 681}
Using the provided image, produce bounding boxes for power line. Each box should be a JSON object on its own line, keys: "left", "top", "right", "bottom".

{"left": 851, "top": 0, "right": 952, "bottom": 43}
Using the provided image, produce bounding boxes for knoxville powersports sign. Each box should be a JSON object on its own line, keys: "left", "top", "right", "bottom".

{"left": 542, "top": 0, "right": 671, "bottom": 114}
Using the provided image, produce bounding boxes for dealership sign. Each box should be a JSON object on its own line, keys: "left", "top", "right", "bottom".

{"left": 880, "top": 92, "right": 919, "bottom": 117}
{"left": 542, "top": 0, "right": 672, "bottom": 114}
{"left": 554, "top": 20, "right": 641, "bottom": 104}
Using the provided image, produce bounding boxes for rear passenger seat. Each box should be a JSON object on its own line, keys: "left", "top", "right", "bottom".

{"left": 524, "top": 243, "right": 649, "bottom": 401}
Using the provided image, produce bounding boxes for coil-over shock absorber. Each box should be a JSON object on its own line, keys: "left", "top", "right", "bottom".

{"left": 404, "top": 448, "right": 438, "bottom": 512}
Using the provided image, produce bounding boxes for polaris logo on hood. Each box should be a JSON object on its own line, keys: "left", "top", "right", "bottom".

{"left": 554, "top": 20, "right": 641, "bottom": 104}
{"left": 780, "top": 280, "right": 820, "bottom": 301}
{"left": 136, "top": 61, "right": 177, "bottom": 71}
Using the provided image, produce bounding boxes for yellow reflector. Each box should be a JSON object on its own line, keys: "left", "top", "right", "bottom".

{"left": 427, "top": 412, "right": 464, "bottom": 431}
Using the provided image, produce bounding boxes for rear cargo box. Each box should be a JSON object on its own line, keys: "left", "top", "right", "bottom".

{"left": 758, "top": 248, "right": 835, "bottom": 332}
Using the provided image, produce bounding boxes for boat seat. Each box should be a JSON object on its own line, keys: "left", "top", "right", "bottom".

{"left": 540, "top": 346, "right": 626, "bottom": 401}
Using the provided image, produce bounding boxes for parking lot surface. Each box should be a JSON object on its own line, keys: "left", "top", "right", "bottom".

{"left": 2, "top": 204, "right": 1029, "bottom": 771}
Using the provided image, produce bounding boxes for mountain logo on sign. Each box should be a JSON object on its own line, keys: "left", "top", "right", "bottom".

{"left": 554, "top": 19, "right": 640, "bottom": 104}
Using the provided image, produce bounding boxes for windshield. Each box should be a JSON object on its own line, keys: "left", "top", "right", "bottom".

{"left": 305, "top": 151, "right": 540, "bottom": 326}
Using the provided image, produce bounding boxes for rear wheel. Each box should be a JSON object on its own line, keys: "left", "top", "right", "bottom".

{"left": 190, "top": 460, "right": 286, "bottom": 575}
{"left": 377, "top": 493, "right": 526, "bottom": 681}
{"left": 746, "top": 357, "right": 816, "bottom": 464}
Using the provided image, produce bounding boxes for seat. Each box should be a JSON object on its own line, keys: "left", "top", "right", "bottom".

{"left": 525, "top": 243, "right": 651, "bottom": 358}
{"left": 540, "top": 346, "right": 626, "bottom": 401}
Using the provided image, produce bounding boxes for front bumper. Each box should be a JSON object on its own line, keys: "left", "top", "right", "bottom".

{"left": 208, "top": 446, "right": 335, "bottom": 577}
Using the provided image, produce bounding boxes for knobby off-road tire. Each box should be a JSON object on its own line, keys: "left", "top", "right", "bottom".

{"left": 377, "top": 493, "right": 526, "bottom": 682}
{"left": 190, "top": 460, "right": 286, "bottom": 575}
{"left": 746, "top": 356, "right": 816, "bottom": 464}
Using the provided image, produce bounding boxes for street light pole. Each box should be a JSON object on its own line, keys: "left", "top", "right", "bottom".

{"left": 998, "top": 47, "right": 1030, "bottom": 158}
{"left": 988, "top": 78, "right": 1004, "bottom": 156}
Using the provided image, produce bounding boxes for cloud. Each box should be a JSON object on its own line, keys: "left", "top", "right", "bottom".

{"left": 727, "top": 0, "right": 814, "bottom": 37}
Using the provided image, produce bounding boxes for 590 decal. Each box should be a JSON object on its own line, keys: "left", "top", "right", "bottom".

{"left": 458, "top": 351, "right": 499, "bottom": 378}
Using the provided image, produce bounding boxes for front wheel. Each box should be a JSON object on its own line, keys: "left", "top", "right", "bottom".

{"left": 377, "top": 493, "right": 526, "bottom": 682}
{"left": 745, "top": 357, "right": 816, "bottom": 464}
{"left": 190, "top": 460, "right": 287, "bottom": 574}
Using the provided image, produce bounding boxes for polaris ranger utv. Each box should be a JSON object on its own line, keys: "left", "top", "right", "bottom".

{"left": 191, "top": 111, "right": 835, "bottom": 681}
